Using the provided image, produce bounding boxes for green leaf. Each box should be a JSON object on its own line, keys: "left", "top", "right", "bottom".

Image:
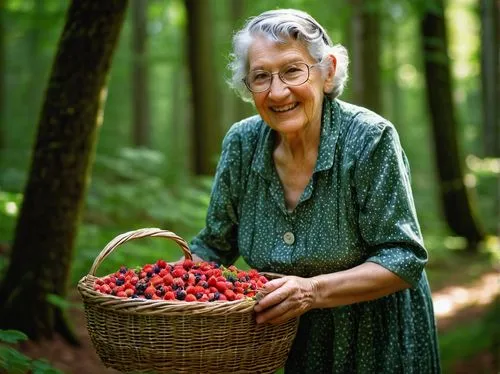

{"left": 0, "top": 329, "right": 28, "bottom": 344}
{"left": 32, "top": 358, "right": 63, "bottom": 374}
{"left": 0, "top": 346, "right": 31, "bottom": 373}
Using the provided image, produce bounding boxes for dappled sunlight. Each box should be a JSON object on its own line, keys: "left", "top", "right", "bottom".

{"left": 433, "top": 272, "right": 499, "bottom": 318}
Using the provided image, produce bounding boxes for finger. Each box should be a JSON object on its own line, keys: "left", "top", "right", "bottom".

{"left": 259, "top": 277, "right": 287, "bottom": 294}
{"left": 266, "top": 308, "right": 298, "bottom": 325}
{"left": 254, "top": 286, "right": 289, "bottom": 312}
{"left": 255, "top": 300, "right": 291, "bottom": 324}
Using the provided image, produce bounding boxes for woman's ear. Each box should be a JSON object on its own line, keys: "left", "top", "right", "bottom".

{"left": 323, "top": 54, "right": 337, "bottom": 94}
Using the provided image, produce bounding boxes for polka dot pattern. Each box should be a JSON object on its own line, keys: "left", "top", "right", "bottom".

{"left": 190, "top": 98, "right": 441, "bottom": 373}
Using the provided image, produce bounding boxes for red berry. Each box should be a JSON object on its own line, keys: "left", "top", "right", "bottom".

{"left": 182, "top": 259, "right": 194, "bottom": 270}
{"left": 156, "top": 259, "right": 167, "bottom": 269}
{"left": 163, "top": 273, "right": 174, "bottom": 285}
{"left": 164, "top": 291, "right": 175, "bottom": 300}
{"left": 216, "top": 281, "right": 227, "bottom": 292}
{"left": 224, "top": 289, "right": 236, "bottom": 301}
{"left": 144, "top": 286, "right": 156, "bottom": 298}
{"left": 172, "top": 267, "right": 186, "bottom": 278}
{"left": 185, "top": 294, "right": 197, "bottom": 302}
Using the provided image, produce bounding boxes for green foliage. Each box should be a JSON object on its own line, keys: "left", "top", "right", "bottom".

{"left": 69, "top": 147, "right": 212, "bottom": 282}
{"left": 0, "top": 330, "right": 62, "bottom": 374}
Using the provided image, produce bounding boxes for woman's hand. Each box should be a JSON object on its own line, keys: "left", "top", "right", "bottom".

{"left": 253, "top": 276, "right": 318, "bottom": 324}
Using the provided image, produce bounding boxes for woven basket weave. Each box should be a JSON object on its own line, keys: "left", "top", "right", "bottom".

{"left": 77, "top": 228, "right": 299, "bottom": 374}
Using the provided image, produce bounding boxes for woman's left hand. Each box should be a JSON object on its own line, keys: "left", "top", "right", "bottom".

{"left": 253, "top": 276, "right": 317, "bottom": 324}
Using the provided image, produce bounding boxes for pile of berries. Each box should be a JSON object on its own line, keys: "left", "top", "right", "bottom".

{"left": 93, "top": 259, "right": 269, "bottom": 302}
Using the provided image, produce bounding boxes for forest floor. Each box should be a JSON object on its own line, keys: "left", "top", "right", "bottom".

{"left": 15, "top": 259, "right": 500, "bottom": 374}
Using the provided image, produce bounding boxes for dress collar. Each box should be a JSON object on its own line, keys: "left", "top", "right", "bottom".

{"left": 252, "top": 97, "right": 341, "bottom": 180}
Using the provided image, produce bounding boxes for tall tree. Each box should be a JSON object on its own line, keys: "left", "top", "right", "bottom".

{"left": 131, "top": 0, "right": 150, "bottom": 147}
{"left": 184, "top": 0, "right": 221, "bottom": 175}
{"left": 0, "top": 0, "right": 4, "bottom": 153}
{"left": 350, "top": 0, "right": 382, "bottom": 114}
{"left": 480, "top": 0, "right": 499, "bottom": 157}
{"left": 420, "top": 0, "right": 484, "bottom": 249}
{"left": 25, "top": 0, "right": 46, "bottom": 112}
{"left": 227, "top": 0, "right": 254, "bottom": 122}
{"left": 0, "top": 0, "right": 128, "bottom": 341}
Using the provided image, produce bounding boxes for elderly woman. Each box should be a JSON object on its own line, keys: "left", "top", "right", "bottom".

{"left": 189, "top": 8, "right": 441, "bottom": 374}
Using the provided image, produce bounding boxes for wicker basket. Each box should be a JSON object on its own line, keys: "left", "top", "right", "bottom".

{"left": 77, "top": 228, "right": 299, "bottom": 374}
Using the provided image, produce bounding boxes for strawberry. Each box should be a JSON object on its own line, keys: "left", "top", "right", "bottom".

{"left": 185, "top": 285, "right": 196, "bottom": 295}
{"left": 185, "top": 294, "right": 197, "bottom": 302}
{"left": 207, "top": 276, "right": 217, "bottom": 287}
{"left": 216, "top": 281, "right": 227, "bottom": 292}
{"left": 224, "top": 289, "right": 236, "bottom": 301}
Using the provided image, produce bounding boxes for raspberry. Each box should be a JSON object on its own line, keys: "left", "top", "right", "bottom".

{"left": 164, "top": 291, "right": 175, "bottom": 300}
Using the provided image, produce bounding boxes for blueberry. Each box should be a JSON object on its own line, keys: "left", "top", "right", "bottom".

{"left": 153, "top": 265, "right": 161, "bottom": 274}
{"left": 176, "top": 290, "right": 186, "bottom": 300}
{"left": 115, "top": 279, "right": 124, "bottom": 286}
{"left": 119, "top": 266, "right": 128, "bottom": 274}
{"left": 146, "top": 271, "right": 153, "bottom": 278}
{"left": 195, "top": 292, "right": 203, "bottom": 299}
{"left": 182, "top": 273, "right": 190, "bottom": 281}
{"left": 214, "top": 292, "right": 220, "bottom": 300}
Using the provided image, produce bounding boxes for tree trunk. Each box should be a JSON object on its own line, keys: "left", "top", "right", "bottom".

{"left": 350, "top": 0, "right": 382, "bottom": 114}
{"left": 184, "top": 0, "right": 221, "bottom": 176}
{"left": 420, "top": 0, "right": 484, "bottom": 250}
{"left": 0, "top": 0, "right": 128, "bottom": 342}
{"left": 0, "top": 0, "right": 4, "bottom": 153}
{"left": 227, "top": 0, "right": 253, "bottom": 122}
{"left": 480, "top": 0, "right": 499, "bottom": 157}
{"left": 25, "top": 0, "right": 45, "bottom": 112}
{"left": 131, "top": 0, "right": 150, "bottom": 147}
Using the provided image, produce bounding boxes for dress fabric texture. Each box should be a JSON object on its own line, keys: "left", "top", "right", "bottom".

{"left": 190, "top": 97, "right": 441, "bottom": 373}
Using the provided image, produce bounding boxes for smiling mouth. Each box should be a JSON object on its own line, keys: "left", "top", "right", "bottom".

{"left": 271, "top": 103, "right": 299, "bottom": 113}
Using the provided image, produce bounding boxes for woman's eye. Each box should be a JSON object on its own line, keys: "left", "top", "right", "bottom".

{"left": 252, "top": 72, "right": 270, "bottom": 82}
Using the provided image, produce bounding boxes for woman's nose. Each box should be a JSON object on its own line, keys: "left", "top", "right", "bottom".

{"left": 268, "top": 75, "right": 289, "bottom": 98}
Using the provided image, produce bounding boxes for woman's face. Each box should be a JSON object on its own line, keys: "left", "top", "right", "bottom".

{"left": 247, "top": 36, "right": 334, "bottom": 136}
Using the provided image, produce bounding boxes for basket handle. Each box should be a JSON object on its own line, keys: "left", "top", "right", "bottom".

{"left": 88, "top": 227, "right": 192, "bottom": 276}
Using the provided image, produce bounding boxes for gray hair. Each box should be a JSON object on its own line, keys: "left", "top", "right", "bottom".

{"left": 228, "top": 9, "right": 349, "bottom": 102}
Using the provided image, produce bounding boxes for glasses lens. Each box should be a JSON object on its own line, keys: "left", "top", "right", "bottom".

{"left": 280, "top": 63, "right": 309, "bottom": 86}
{"left": 246, "top": 71, "right": 271, "bottom": 92}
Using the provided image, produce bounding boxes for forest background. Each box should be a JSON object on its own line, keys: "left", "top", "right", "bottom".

{"left": 0, "top": 0, "right": 499, "bottom": 373}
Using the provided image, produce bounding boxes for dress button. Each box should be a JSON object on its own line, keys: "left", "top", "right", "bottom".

{"left": 283, "top": 231, "right": 295, "bottom": 245}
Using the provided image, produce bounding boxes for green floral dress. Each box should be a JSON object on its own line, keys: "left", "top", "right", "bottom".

{"left": 190, "top": 97, "right": 441, "bottom": 373}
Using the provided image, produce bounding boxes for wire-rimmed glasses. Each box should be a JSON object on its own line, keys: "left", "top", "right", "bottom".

{"left": 243, "top": 62, "right": 318, "bottom": 93}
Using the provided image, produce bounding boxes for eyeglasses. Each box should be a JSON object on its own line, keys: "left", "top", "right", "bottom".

{"left": 243, "top": 62, "right": 318, "bottom": 93}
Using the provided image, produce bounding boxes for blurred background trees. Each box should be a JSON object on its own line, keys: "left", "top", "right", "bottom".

{"left": 0, "top": 0, "right": 498, "bottom": 371}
